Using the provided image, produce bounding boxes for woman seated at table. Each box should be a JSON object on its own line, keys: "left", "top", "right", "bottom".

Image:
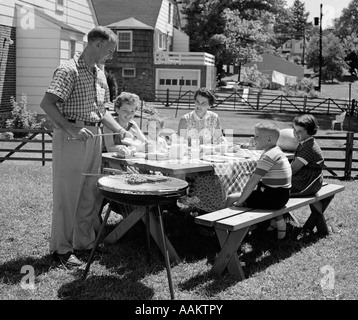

{"left": 103, "top": 91, "right": 147, "bottom": 153}
{"left": 177, "top": 87, "right": 225, "bottom": 145}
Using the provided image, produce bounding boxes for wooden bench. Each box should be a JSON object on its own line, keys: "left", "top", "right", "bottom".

{"left": 195, "top": 183, "right": 345, "bottom": 279}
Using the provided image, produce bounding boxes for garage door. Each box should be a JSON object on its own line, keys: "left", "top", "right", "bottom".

{"left": 156, "top": 69, "right": 200, "bottom": 95}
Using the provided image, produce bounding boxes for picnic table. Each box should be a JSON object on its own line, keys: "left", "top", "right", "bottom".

{"left": 100, "top": 150, "right": 294, "bottom": 252}
{"left": 102, "top": 150, "right": 265, "bottom": 212}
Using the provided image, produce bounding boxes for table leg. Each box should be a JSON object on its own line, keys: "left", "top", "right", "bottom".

{"left": 97, "top": 197, "right": 108, "bottom": 225}
{"left": 157, "top": 205, "right": 175, "bottom": 300}
{"left": 145, "top": 207, "right": 151, "bottom": 263}
{"left": 142, "top": 210, "right": 180, "bottom": 263}
{"left": 104, "top": 206, "right": 147, "bottom": 243}
{"left": 82, "top": 202, "right": 112, "bottom": 280}
{"left": 211, "top": 227, "right": 249, "bottom": 279}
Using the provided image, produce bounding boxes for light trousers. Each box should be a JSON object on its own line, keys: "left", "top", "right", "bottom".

{"left": 50, "top": 126, "right": 103, "bottom": 254}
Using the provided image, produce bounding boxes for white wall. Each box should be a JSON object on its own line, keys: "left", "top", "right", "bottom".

{"left": 173, "top": 28, "right": 189, "bottom": 52}
{"left": 0, "top": 0, "right": 98, "bottom": 114}
{"left": 155, "top": 0, "right": 174, "bottom": 37}
{"left": 16, "top": 7, "right": 61, "bottom": 114}
{"left": 0, "top": 0, "right": 16, "bottom": 26}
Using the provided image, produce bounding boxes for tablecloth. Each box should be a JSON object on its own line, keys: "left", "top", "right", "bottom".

{"left": 187, "top": 153, "right": 260, "bottom": 213}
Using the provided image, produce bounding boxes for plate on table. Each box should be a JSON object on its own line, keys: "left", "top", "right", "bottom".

{"left": 223, "top": 152, "right": 238, "bottom": 158}
{"left": 201, "top": 155, "right": 226, "bottom": 163}
{"left": 146, "top": 152, "right": 169, "bottom": 161}
{"left": 133, "top": 152, "right": 146, "bottom": 159}
{"left": 234, "top": 150, "right": 252, "bottom": 158}
{"left": 224, "top": 152, "right": 250, "bottom": 160}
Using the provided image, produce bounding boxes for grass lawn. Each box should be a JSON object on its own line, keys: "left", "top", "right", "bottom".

{"left": 0, "top": 161, "right": 357, "bottom": 301}
{"left": 0, "top": 106, "right": 357, "bottom": 302}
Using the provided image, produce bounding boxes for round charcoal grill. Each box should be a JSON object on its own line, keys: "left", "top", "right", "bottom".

{"left": 83, "top": 174, "right": 188, "bottom": 300}
{"left": 97, "top": 174, "right": 188, "bottom": 206}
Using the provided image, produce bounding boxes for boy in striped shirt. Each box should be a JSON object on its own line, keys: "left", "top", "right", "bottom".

{"left": 225, "top": 122, "right": 292, "bottom": 239}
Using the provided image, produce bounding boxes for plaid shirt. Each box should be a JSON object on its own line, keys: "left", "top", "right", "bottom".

{"left": 47, "top": 54, "right": 109, "bottom": 122}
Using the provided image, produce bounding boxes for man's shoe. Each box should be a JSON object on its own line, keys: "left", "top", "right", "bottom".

{"left": 54, "top": 252, "right": 84, "bottom": 268}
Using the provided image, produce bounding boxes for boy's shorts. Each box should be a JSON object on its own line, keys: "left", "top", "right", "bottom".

{"left": 244, "top": 181, "right": 290, "bottom": 210}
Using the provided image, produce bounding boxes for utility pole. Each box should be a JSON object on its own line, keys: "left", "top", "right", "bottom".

{"left": 302, "top": 28, "right": 305, "bottom": 66}
{"left": 318, "top": 3, "right": 323, "bottom": 92}
{"left": 314, "top": 4, "right": 323, "bottom": 92}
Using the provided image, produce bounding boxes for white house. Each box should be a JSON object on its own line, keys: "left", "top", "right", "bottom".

{"left": 281, "top": 38, "right": 305, "bottom": 61}
{"left": 0, "top": 0, "right": 98, "bottom": 115}
{"left": 92, "top": 0, "right": 216, "bottom": 100}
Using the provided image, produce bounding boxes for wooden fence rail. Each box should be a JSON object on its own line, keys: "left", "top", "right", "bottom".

{"left": 1, "top": 128, "right": 357, "bottom": 180}
{"left": 0, "top": 128, "right": 53, "bottom": 166}
{"left": 152, "top": 89, "right": 353, "bottom": 116}
{"left": 223, "top": 131, "right": 358, "bottom": 181}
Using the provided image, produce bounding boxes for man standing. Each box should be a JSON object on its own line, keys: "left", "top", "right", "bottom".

{"left": 41, "top": 26, "right": 132, "bottom": 267}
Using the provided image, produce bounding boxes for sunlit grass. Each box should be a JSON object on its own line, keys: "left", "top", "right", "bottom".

{"left": 1, "top": 107, "right": 357, "bottom": 300}
{"left": 0, "top": 160, "right": 357, "bottom": 300}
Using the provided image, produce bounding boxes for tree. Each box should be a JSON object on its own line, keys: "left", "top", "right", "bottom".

{"left": 229, "top": 0, "right": 287, "bottom": 21}
{"left": 290, "top": 0, "right": 310, "bottom": 39}
{"left": 180, "top": 0, "right": 229, "bottom": 79}
{"left": 306, "top": 32, "right": 348, "bottom": 82}
{"left": 342, "top": 33, "right": 358, "bottom": 76}
{"left": 180, "top": 0, "right": 287, "bottom": 79}
{"left": 272, "top": 0, "right": 313, "bottom": 59}
{"left": 334, "top": 0, "right": 358, "bottom": 38}
{"left": 221, "top": 9, "right": 271, "bottom": 65}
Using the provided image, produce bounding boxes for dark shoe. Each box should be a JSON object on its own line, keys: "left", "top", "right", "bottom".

{"left": 53, "top": 252, "right": 84, "bottom": 268}
{"left": 74, "top": 248, "right": 105, "bottom": 261}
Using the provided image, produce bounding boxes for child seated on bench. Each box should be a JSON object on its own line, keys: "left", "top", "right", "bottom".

{"left": 225, "top": 122, "right": 292, "bottom": 240}
{"left": 291, "top": 114, "right": 324, "bottom": 197}
{"left": 290, "top": 114, "right": 325, "bottom": 239}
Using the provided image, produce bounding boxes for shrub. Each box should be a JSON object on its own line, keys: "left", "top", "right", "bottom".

{"left": 297, "top": 77, "right": 316, "bottom": 92}
{"left": 292, "top": 55, "right": 302, "bottom": 64}
{"left": 5, "top": 94, "right": 46, "bottom": 138}
{"left": 242, "top": 65, "right": 270, "bottom": 89}
{"left": 281, "top": 78, "right": 321, "bottom": 98}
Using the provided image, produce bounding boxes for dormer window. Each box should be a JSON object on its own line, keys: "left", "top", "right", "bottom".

{"left": 117, "top": 31, "right": 132, "bottom": 52}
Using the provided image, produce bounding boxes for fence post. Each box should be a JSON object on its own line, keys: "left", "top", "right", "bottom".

{"left": 344, "top": 131, "right": 354, "bottom": 180}
{"left": 327, "top": 99, "right": 330, "bottom": 115}
{"left": 166, "top": 89, "right": 170, "bottom": 107}
{"left": 256, "top": 92, "right": 260, "bottom": 110}
{"left": 42, "top": 132, "right": 45, "bottom": 166}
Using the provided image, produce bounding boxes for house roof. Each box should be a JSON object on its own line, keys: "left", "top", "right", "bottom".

{"left": 106, "top": 17, "right": 154, "bottom": 30}
{"left": 34, "top": 8, "right": 85, "bottom": 34}
{"left": 91, "top": 0, "right": 163, "bottom": 28}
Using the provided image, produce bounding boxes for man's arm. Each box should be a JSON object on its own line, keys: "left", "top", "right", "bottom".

{"left": 101, "top": 111, "right": 134, "bottom": 139}
{"left": 40, "top": 92, "right": 93, "bottom": 140}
